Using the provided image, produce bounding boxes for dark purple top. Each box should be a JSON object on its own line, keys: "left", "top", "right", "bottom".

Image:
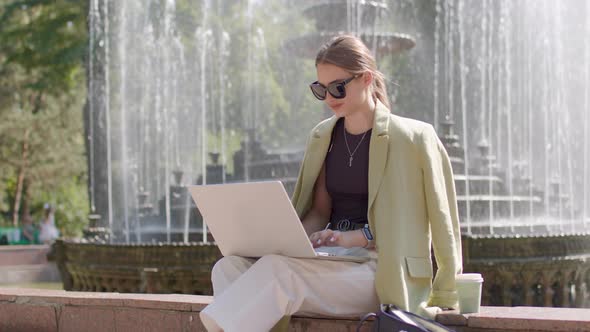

{"left": 325, "top": 117, "right": 371, "bottom": 231}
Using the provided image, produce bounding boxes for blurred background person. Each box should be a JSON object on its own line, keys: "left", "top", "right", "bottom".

{"left": 20, "top": 214, "right": 37, "bottom": 244}
{"left": 39, "top": 203, "right": 59, "bottom": 244}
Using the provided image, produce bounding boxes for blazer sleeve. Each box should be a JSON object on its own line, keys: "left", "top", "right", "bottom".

{"left": 419, "top": 124, "right": 463, "bottom": 309}
{"left": 291, "top": 150, "right": 306, "bottom": 215}
{"left": 291, "top": 131, "right": 313, "bottom": 218}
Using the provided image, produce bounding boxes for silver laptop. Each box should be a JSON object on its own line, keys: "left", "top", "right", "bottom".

{"left": 188, "top": 181, "right": 370, "bottom": 263}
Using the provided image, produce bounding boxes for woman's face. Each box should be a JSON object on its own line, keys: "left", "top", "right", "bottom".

{"left": 315, "top": 63, "right": 370, "bottom": 117}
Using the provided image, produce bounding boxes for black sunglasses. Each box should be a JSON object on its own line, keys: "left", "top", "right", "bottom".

{"left": 309, "top": 75, "right": 359, "bottom": 100}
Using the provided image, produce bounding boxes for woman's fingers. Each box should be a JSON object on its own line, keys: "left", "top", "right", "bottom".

{"left": 310, "top": 229, "right": 334, "bottom": 247}
{"left": 310, "top": 231, "right": 323, "bottom": 242}
{"left": 318, "top": 230, "right": 333, "bottom": 244}
{"left": 324, "top": 231, "right": 341, "bottom": 247}
{"left": 309, "top": 231, "right": 321, "bottom": 247}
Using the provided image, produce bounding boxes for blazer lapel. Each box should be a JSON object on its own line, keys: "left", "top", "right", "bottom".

{"left": 297, "top": 102, "right": 390, "bottom": 215}
{"left": 368, "top": 101, "right": 391, "bottom": 211}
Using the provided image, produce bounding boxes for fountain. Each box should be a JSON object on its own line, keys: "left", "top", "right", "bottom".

{"left": 285, "top": 1, "right": 415, "bottom": 58}
{"left": 53, "top": 0, "right": 590, "bottom": 306}
{"left": 426, "top": 0, "right": 590, "bottom": 307}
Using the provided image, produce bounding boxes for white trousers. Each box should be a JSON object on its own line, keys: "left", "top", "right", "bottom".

{"left": 200, "top": 247, "right": 379, "bottom": 332}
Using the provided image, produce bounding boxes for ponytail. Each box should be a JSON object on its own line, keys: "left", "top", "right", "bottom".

{"left": 372, "top": 70, "right": 390, "bottom": 110}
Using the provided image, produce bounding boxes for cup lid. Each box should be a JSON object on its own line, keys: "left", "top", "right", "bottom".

{"left": 456, "top": 273, "right": 484, "bottom": 282}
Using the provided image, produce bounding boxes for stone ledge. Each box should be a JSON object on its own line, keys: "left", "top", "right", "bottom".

{"left": 437, "top": 306, "right": 590, "bottom": 332}
{"left": 1, "top": 288, "right": 590, "bottom": 331}
{"left": 0, "top": 288, "right": 212, "bottom": 311}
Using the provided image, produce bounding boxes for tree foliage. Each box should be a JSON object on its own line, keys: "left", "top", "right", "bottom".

{"left": 0, "top": 0, "right": 88, "bottom": 236}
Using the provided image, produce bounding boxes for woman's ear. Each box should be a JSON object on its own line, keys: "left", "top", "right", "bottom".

{"left": 362, "top": 71, "right": 373, "bottom": 87}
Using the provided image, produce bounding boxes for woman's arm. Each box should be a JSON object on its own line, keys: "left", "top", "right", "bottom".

{"left": 420, "top": 124, "right": 462, "bottom": 309}
{"left": 301, "top": 164, "right": 331, "bottom": 236}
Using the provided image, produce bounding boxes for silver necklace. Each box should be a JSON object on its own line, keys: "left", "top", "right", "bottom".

{"left": 343, "top": 124, "right": 368, "bottom": 167}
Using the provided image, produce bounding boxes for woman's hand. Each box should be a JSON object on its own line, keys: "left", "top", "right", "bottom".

{"left": 309, "top": 229, "right": 369, "bottom": 249}
{"left": 310, "top": 229, "right": 342, "bottom": 248}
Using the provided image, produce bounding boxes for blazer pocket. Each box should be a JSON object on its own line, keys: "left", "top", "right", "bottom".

{"left": 405, "top": 256, "right": 433, "bottom": 278}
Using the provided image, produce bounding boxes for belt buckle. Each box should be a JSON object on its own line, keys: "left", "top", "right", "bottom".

{"left": 336, "top": 219, "right": 351, "bottom": 231}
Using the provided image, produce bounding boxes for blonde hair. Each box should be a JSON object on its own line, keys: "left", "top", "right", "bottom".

{"left": 315, "top": 35, "right": 390, "bottom": 110}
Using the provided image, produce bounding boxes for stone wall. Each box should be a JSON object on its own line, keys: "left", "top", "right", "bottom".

{"left": 2, "top": 288, "right": 590, "bottom": 332}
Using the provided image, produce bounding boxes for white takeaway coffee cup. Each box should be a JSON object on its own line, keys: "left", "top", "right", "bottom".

{"left": 456, "top": 273, "right": 484, "bottom": 314}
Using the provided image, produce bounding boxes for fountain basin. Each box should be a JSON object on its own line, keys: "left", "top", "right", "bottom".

{"left": 52, "top": 230, "right": 590, "bottom": 309}
{"left": 462, "top": 232, "right": 590, "bottom": 307}
{"left": 52, "top": 240, "right": 221, "bottom": 294}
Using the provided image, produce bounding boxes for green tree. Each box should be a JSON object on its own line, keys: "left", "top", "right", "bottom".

{"left": 0, "top": 0, "right": 88, "bottom": 233}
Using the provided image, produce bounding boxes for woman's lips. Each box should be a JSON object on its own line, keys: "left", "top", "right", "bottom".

{"left": 330, "top": 103, "right": 343, "bottom": 110}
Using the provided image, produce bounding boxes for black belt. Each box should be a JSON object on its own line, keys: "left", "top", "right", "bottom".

{"left": 330, "top": 218, "right": 367, "bottom": 231}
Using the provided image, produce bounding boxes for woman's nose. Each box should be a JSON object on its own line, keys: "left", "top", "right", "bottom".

{"left": 325, "top": 92, "right": 335, "bottom": 102}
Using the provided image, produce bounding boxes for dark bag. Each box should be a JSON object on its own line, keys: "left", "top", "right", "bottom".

{"left": 356, "top": 304, "right": 454, "bottom": 332}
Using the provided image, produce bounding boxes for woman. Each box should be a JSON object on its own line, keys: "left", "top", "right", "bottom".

{"left": 200, "top": 35, "right": 462, "bottom": 332}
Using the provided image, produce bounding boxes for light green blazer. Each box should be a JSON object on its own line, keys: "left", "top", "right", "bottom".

{"left": 291, "top": 100, "right": 462, "bottom": 318}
